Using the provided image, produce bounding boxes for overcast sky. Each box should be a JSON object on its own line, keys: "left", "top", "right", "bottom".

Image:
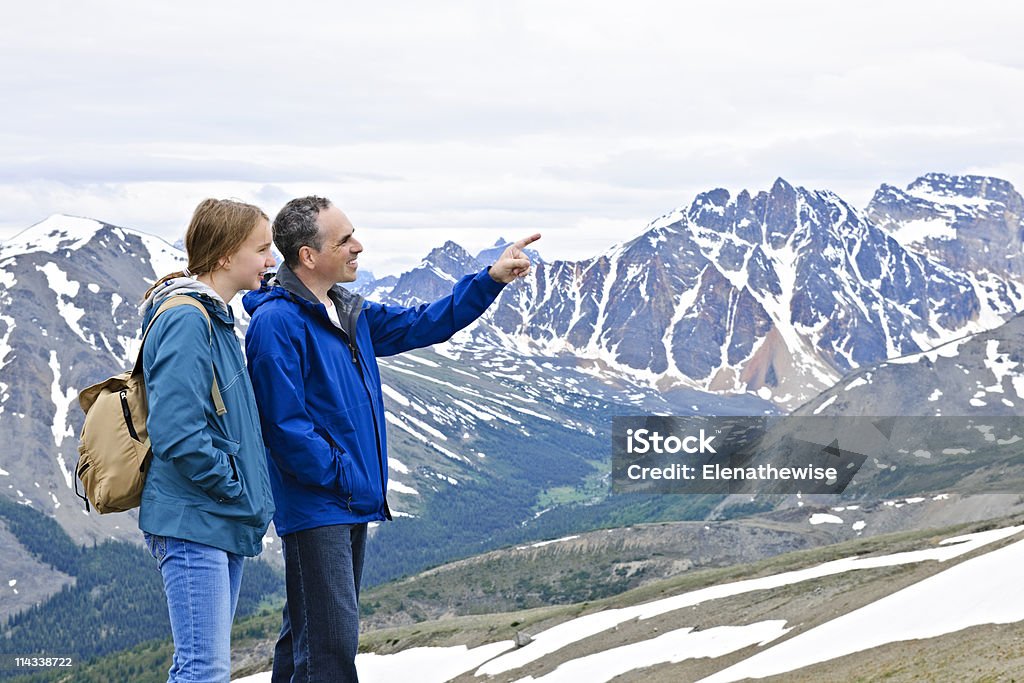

{"left": 2, "top": 1, "right": 1022, "bottom": 276}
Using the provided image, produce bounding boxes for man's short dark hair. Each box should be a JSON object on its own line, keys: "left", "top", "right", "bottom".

{"left": 273, "top": 196, "right": 332, "bottom": 267}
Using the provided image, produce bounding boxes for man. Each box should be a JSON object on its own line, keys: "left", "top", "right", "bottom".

{"left": 242, "top": 195, "right": 538, "bottom": 682}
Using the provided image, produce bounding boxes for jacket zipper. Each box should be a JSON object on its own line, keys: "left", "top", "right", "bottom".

{"left": 341, "top": 302, "right": 391, "bottom": 521}
{"left": 350, "top": 347, "right": 391, "bottom": 519}
{"left": 284, "top": 283, "right": 392, "bottom": 520}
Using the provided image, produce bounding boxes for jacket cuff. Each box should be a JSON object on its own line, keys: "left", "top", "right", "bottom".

{"left": 210, "top": 477, "right": 243, "bottom": 504}
{"left": 479, "top": 267, "right": 509, "bottom": 294}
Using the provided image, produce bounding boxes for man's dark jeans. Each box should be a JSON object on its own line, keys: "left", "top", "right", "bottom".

{"left": 272, "top": 523, "right": 368, "bottom": 683}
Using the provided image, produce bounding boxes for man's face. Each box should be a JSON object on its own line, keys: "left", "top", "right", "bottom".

{"left": 313, "top": 205, "right": 362, "bottom": 283}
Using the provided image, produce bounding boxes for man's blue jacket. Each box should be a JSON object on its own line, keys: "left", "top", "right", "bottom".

{"left": 242, "top": 264, "right": 505, "bottom": 536}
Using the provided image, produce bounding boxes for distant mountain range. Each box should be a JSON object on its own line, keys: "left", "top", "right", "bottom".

{"left": 2, "top": 172, "right": 1023, "bottom": 611}
{"left": 356, "top": 173, "right": 1024, "bottom": 407}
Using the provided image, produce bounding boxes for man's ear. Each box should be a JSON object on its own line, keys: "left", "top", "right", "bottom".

{"left": 298, "top": 245, "right": 316, "bottom": 269}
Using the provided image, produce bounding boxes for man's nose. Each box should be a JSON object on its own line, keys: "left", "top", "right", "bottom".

{"left": 351, "top": 238, "right": 363, "bottom": 253}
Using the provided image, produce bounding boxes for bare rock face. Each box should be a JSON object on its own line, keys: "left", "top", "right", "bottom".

{"left": 867, "top": 173, "right": 1024, "bottom": 279}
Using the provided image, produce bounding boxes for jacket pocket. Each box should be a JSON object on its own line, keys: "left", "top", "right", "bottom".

{"left": 328, "top": 440, "right": 355, "bottom": 504}
{"left": 321, "top": 410, "right": 378, "bottom": 512}
{"left": 209, "top": 433, "right": 243, "bottom": 502}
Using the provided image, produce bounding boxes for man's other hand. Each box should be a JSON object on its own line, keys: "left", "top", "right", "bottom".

{"left": 489, "top": 233, "right": 541, "bottom": 284}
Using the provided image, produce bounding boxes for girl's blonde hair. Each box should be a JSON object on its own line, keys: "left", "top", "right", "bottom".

{"left": 145, "top": 198, "right": 268, "bottom": 299}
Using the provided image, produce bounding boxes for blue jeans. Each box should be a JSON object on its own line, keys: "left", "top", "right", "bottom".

{"left": 143, "top": 533, "right": 244, "bottom": 683}
{"left": 272, "top": 523, "right": 367, "bottom": 683}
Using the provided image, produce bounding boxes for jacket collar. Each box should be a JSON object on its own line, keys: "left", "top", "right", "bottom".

{"left": 143, "top": 289, "right": 235, "bottom": 328}
{"left": 272, "top": 264, "right": 365, "bottom": 342}
{"left": 141, "top": 276, "right": 234, "bottom": 323}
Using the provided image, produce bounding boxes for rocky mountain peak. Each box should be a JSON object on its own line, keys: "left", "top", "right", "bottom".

{"left": 0, "top": 214, "right": 107, "bottom": 260}
{"left": 907, "top": 173, "right": 1019, "bottom": 204}
{"left": 867, "top": 173, "right": 1024, "bottom": 279}
{"left": 386, "top": 241, "right": 483, "bottom": 306}
{"left": 423, "top": 240, "right": 480, "bottom": 274}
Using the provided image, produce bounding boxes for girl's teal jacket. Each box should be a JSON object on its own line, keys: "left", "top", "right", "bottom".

{"left": 137, "top": 284, "right": 274, "bottom": 557}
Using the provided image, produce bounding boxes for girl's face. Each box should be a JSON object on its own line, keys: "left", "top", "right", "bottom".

{"left": 221, "top": 218, "right": 275, "bottom": 292}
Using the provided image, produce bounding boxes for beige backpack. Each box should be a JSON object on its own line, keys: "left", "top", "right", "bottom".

{"left": 74, "top": 296, "right": 226, "bottom": 513}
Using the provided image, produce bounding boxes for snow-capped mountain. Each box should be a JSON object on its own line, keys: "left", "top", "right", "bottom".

{"left": 355, "top": 238, "right": 542, "bottom": 304}
{"left": 0, "top": 215, "right": 186, "bottom": 539}
{"left": 386, "top": 241, "right": 484, "bottom": 306}
{"left": 362, "top": 174, "right": 1024, "bottom": 408}
{"left": 798, "top": 179, "right": 1024, "bottom": 420}
{"left": 867, "top": 173, "right": 1024, "bottom": 280}
{"left": 798, "top": 311, "right": 1024, "bottom": 418}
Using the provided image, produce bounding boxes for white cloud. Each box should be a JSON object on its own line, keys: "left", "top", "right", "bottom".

{"left": 1, "top": 1, "right": 1022, "bottom": 274}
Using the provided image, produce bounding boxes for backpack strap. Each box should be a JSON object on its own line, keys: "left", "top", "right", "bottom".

{"left": 133, "top": 295, "right": 228, "bottom": 422}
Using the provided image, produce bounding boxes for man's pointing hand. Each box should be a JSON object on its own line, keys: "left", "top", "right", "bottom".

{"left": 488, "top": 233, "right": 541, "bottom": 284}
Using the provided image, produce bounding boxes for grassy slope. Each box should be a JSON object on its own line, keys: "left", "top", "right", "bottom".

{"left": 24, "top": 514, "right": 1024, "bottom": 682}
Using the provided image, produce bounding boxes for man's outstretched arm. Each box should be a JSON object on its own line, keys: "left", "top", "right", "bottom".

{"left": 367, "top": 233, "right": 541, "bottom": 356}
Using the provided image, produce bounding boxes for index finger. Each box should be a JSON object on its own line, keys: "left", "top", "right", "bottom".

{"left": 513, "top": 233, "right": 542, "bottom": 249}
